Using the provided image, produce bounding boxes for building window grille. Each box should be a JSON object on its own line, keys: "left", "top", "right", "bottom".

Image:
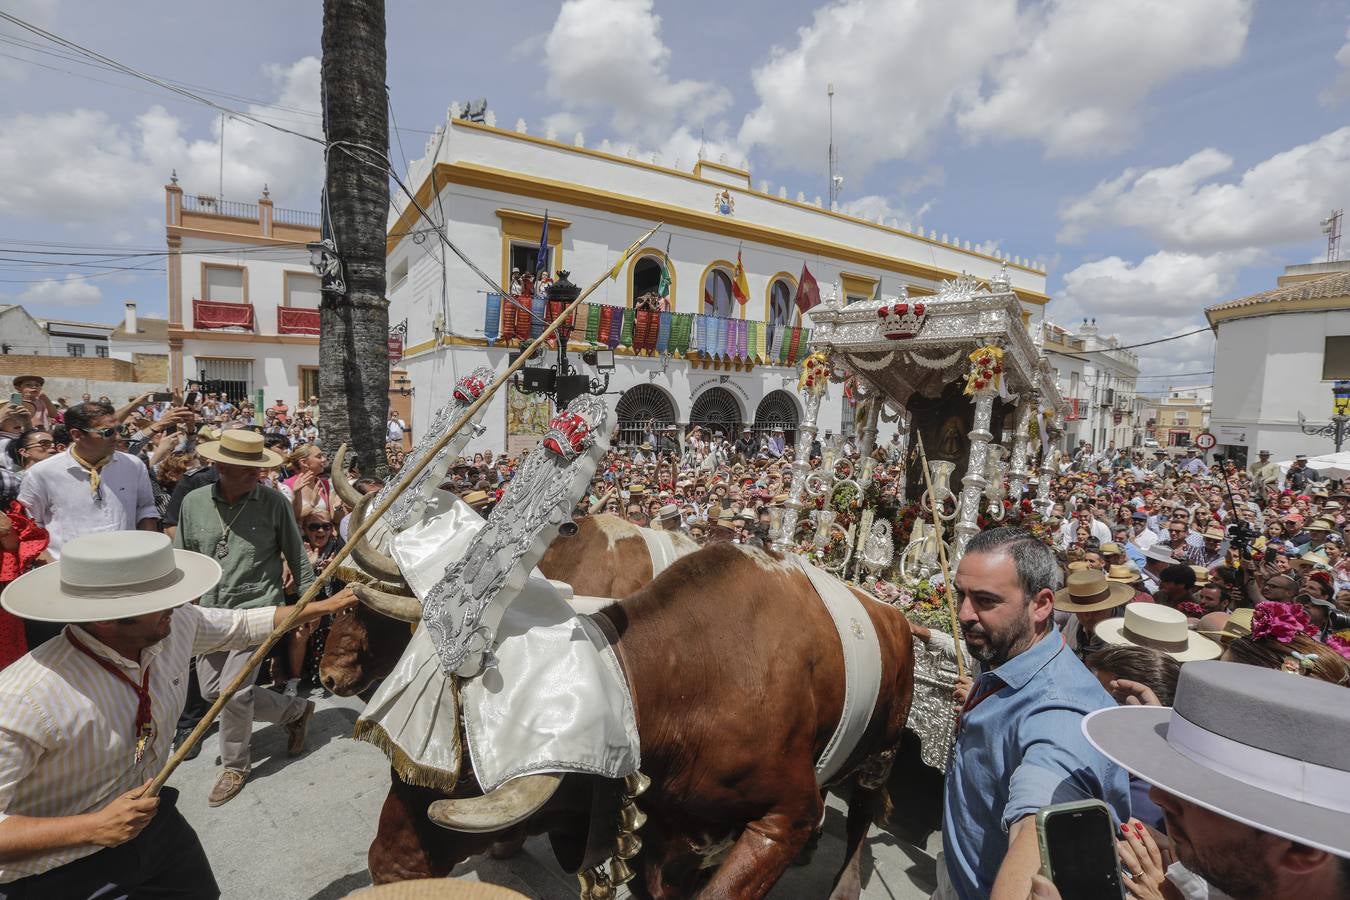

{"left": 66, "top": 343, "right": 85, "bottom": 358}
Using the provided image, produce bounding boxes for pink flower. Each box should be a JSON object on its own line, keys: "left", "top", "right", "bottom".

{"left": 1251, "top": 601, "right": 1316, "bottom": 644}
{"left": 1327, "top": 634, "right": 1350, "bottom": 661}
{"left": 1177, "top": 601, "right": 1205, "bottom": 619}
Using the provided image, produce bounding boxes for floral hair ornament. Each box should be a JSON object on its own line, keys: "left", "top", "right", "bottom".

{"left": 1177, "top": 601, "right": 1205, "bottom": 619}
{"left": 1250, "top": 601, "right": 1319, "bottom": 644}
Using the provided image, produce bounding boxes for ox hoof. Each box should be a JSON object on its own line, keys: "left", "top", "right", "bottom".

{"left": 427, "top": 773, "right": 562, "bottom": 833}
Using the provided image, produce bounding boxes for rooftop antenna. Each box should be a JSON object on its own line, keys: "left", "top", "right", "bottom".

{"left": 827, "top": 83, "right": 843, "bottom": 208}
{"left": 1323, "top": 209, "right": 1343, "bottom": 263}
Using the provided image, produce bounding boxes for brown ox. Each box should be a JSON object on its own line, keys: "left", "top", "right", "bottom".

{"left": 320, "top": 514, "right": 693, "bottom": 696}
{"left": 362, "top": 542, "right": 914, "bottom": 898}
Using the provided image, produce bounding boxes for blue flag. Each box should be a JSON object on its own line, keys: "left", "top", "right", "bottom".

{"left": 535, "top": 210, "right": 550, "bottom": 276}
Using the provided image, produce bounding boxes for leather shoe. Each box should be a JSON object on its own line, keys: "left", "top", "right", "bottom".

{"left": 285, "top": 700, "right": 315, "bottom": 757}
{"left": 208, "top": 768, "right": 247, "bottom": 807}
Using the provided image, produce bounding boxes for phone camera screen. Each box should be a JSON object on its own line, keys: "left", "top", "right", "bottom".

{"left": 1046, "top": 807, "right": 1122, "bottom": 899}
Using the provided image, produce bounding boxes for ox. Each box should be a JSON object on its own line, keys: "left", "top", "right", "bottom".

{"left": 319, "top": 513, "right": 695, "bottom": 696}
{"left": 351, "top": 541, "right": 914, "bottom": 898}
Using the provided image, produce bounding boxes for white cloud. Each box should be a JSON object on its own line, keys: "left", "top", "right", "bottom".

{"left": 0, "top": 58, "right": 322, "bottom": 224}
{"left": 1055, "top": 249, "right": 1260, "bottom": 374}
{"left": 542, "top": 0, "right": 732, "bottom": 147}
{"left": 959, "top": 0, "right": 1252, "bottom": 158}
{"left": 1322, "top": 27, "right": 1350, "bottom": 105}
{"left": 738, "top": 0, "right": 1015, "bottom": 173}
{"left": 18, "top": 274, "right": 102, "bottom": 309}
{"left": 1057, "top": 127, "right": 1350, "bottom": 251}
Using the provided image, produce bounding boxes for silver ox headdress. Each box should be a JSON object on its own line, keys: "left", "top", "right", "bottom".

{"left": 421, "top": 393, "right": 611, "bottom": 677}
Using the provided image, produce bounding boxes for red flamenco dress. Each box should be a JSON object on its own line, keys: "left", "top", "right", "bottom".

{"left": 0, "top": 501, "right": 48, "bottom": 670}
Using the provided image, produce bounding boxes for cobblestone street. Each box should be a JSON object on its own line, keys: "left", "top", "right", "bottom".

{"left": 171, "top": 692, "right": 939, "bottom": 899}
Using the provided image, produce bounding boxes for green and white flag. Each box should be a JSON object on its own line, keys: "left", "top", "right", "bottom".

{"left": 657, "top": 234, "right": 672, "bottom": 299}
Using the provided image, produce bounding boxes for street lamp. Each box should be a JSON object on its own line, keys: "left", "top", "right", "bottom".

{"left": 511, "top": 271, "right": 612, "bottom": 410}
{"left": 306, "top": 237, "right": 346, "bottom": 295}
{"left": 1297, "top": 411, "right": 1350, "bottom": 453}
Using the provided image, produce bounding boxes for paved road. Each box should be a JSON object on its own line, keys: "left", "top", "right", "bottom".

{"left": 172, "top": 692, "right": 939, "bottom": 899}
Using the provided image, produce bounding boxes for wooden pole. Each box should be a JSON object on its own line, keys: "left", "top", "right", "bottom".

{"left": 914, "top": 433, "right": 967, "bottom": 680}
{"left": 148, "top": 223, "right": 663, "bottom": 793}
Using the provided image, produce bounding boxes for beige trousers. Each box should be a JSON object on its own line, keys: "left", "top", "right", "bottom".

{"left": 197, "top": 648, "right": 307, "bottom": 772}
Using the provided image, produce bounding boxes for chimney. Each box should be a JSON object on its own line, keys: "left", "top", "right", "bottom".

{"left": 124, "top": 301, "right": 137, "bottom": 334}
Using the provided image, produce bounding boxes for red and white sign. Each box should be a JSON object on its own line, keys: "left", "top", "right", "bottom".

{"left": 1195, "top": 432, "right": 1217, "bottom": 450}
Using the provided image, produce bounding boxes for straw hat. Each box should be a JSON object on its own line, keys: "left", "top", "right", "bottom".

{"left": 1, "top": 532, "right": 221, "bottom": 623}
{"left": 196, "top": 429, "right": 283, "bottom": 468}
{"left": 1104, "top": 563, "right": 1142, "bottom": 584}
{"left": 1201, "top": 526, "right": 1226, "bottom": 542}
{"left": 1094, "top": 602, "right": 1222, "bottom": 662}
{"left": 1291, "top": 551, "right": 1331, "bottom": 571}
{"left": 639, "top": 442, "right": 654, "bottom": 451}
{"left": 1100, "top": 542, "right": 1122, "bottom": 555}
{"left": 1054, "top": 569, "right": 1133, "bottom": 614}
{"left": 1306, "top": 518, "right": 1336, "bottom": 532}
{"left": 1190, "top": 566, "right": 1210, "bottom": 586}
{"left": 1066, "top": 560, "right": 1093, "bottom": 573}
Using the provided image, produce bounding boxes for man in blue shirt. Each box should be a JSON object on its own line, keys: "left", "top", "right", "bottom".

{"left": 939, "top": 527, "right": 1131, "bottom": 899}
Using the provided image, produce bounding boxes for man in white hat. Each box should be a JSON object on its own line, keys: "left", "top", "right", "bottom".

{"left": 1080, "top": 661, "right": 1350, "bottom": 899}
{"left": 0, "top": 531, "right": 355, "bottom": 896}
{"left": 172, "top": 430, "right": 313, "bottom": 806}
{"left": 1248, "top": 449, "right": 1281, "bottom": 503}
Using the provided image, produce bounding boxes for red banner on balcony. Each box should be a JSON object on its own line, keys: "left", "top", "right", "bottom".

{"left": 193, "top": 298, "right": 255, "bottom": 330}
{"left": 277, "top": 306, "right": 320, "bottom": 335}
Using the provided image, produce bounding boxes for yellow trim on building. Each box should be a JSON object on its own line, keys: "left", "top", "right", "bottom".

{"left": 626, "top": 248, "right": 676, "bottom": 310}
{"left": 839, "top": 271, "right": 879, "bottom": 303}
{"left": 388, "top": 120, "right": 1046, "bottom": 281}
{"left": 497, "top": 208, "right": 567, "bottom": 291}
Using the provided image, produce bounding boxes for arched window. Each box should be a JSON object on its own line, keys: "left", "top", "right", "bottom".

{"left": 703, "top": 268, "right": 734, "bottom": 317}
{"left": 632, "top": 256, "right": 663, "bottom": 309}
{"left": 690, "top": 386, "right": 742, "bottom": 437}
{"left": 767, "top": 277, "right": 795, "bottom": 348}
{"left": 615, "top": 384, "right": 677, "bottom": 448}
{"left": 754, "top": 390, "right": 801, "bottom": 448}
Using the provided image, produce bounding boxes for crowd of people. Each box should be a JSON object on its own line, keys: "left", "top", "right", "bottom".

{"left": 1, "top": 369, "right": 1348, "bottom": 898}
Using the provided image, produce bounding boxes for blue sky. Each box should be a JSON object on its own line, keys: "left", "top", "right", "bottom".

{"left": 2, "top": 0, "right": 1349, "bottom": 395}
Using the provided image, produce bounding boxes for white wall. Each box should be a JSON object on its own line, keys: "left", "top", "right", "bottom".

{"left": 181, "top": 236, "right": 319, "bottom": 335}
{"left": 0, "top": 307, "right": 49, "bottom": 356}
{"left": 1212, "top": 310, "right": 1350, "bottom": 460}
{"left": 181, "top": 339, "right": 316, "bottom": 409}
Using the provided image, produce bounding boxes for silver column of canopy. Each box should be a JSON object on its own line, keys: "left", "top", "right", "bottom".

{"left": 954, "top": 388, "right": 997, "bottom": 561}
{"left": 772, "top": 369, "right": 826, "bottom": 553}
{"left": 1007, "top": 398, "right": 1033, "bottom": 506}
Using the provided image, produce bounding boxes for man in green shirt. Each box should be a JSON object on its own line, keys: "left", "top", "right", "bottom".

{"left": 173, "top": 430, "right": 315, "bottom": 806}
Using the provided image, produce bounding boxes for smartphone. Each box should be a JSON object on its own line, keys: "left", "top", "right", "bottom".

{"left": 151, "top": 392, "right": 174, "bottom": 403}
{"left": 184, "top": 391, "right": 201, "bottom": 407}
{"left": 1036, "top": 800, "right": 1124, "bottom": 900}
{"left": 8, "top": 393, "right": 21, "bottom": 405}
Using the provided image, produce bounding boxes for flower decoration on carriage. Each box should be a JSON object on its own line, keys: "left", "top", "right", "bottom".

{"left": 1328, "top": 630, "right": 1350, "bottom": 660}
{"left": 798, "top": 351, "right": 833, "bottom": 397}
{"left": 452, "top": 367, "right": 493, "bottom": 404}
{"left": 964, "top": 345, "right": 1005, "bottom": 396}
{"left": 1250, "top": 601, "right": 1319, "bottom": 644}
{"left": 875, "top": 300, "right": 927, "bottom": 340}
{"left": 542, "top": 394, "right": 606, "bottom": 461}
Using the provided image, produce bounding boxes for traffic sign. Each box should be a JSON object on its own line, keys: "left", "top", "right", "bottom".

{"left": 1195, "top": 432, "right": 1217, "bottom": 450}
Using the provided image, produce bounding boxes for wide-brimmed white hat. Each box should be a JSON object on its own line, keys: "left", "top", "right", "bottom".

{"left": 1094, "top": 602, "right": 1222, "bottom": 661}
{"left": 196, "top": 429, "right": 283, "bottom": 468}
{"left": 1, "top": 531, "right": 221, "bottom": 623}
{"left": 1083, "top": 661, "right": 1350, "bottom": 859}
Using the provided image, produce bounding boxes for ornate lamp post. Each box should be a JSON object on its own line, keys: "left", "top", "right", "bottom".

{"left": 1298, "top": 411, "right": 1350, "bottom": 453}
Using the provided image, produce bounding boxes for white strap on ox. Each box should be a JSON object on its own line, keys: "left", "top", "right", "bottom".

{"left": 794, "top": 557, "right": 883, "bottom": 785}
{"left": 637, "top": 527, "right": 678, "bottom": 577}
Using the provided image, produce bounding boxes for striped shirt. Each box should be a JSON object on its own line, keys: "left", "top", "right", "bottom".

{"left": 0, "top": 603, "right": 274, "bottom": 882}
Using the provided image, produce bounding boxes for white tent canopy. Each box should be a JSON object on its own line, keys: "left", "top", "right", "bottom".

{"left": 1277, "top": 451, "right": 1350, "bottom": 481}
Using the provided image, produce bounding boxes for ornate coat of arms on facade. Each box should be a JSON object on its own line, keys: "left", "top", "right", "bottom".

{"left": 713, "top": 189, "right": 735, "bottom": 216}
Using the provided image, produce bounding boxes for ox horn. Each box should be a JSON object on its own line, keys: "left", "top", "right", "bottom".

{"left": 330, "top": 442, "right": 364, "bottom": 509}
{"left": 426, "top": 773, "right": 562, "bottom": 833}
{"left": 351, "top": 583, "right": 423, "bottom": 624}
{"left": 348, "top": 493, "right": 405, "bottom": 583}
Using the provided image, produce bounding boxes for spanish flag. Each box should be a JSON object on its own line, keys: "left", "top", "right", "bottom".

{"left": 732, "top": 246, "right": 750, "bottom": 306}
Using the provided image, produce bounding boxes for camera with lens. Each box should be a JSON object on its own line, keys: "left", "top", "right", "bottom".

{"left": 1226, "top": 520, "right": 1262, "bottom": 558}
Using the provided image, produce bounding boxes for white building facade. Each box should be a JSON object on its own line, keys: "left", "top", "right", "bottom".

{"left": 387, "top": 113, "right": 1050, "bottom": 452}
{"left": 1208, "top": 262, "right": 1350, "bottom": 465}
{"left": 164, "top": 180, "right": 322, "bottom": 408}
{"left": 1038, "top": 319, "right": 1140, "bottom": 453}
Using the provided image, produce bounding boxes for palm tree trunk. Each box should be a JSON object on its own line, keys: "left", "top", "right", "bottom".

{"left": 319, "top": 0, "right": 389, "bottom": 477}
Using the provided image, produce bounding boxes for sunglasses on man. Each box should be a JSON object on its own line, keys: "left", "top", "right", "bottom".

{"left": 77, "top": 426, "right": 119, "bottom": 439}
{"left": 306, "top": 523, "right": 333, "bottom": 532}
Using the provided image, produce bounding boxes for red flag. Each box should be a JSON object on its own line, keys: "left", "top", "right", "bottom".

{"left": 794, "top": 263, "right": 821, "bottom": 314}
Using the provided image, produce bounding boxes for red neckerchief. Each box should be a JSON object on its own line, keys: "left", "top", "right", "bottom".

{"left": 65, "top": 630, "right": 154, "bottom": 764}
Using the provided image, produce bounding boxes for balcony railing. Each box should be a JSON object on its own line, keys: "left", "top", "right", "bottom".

{"left": 192, "top": 298, "right": 255, "bottom": 331}
{"left": 274, "top": 206, "right": 320, "bottom": 228}
{"left": 277, "top": 305, "right": 320, "bottom": 335}
{"left": 183, "top": 195, "right": 261, "bottom": 220}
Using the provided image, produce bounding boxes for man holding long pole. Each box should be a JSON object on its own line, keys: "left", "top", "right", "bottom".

{"left": 0, "top": 531, "right": 354, "bottom": 898}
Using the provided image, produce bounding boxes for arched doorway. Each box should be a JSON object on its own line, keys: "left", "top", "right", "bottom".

{"left": 753, "top": 389, "right": 800, "bottom": 449}
{"left": 703, "top": 268, "right": 735, "bottom": 317}
{"left": 690, "top": 386, "right": 742, "bottom": 439}
{"left": 615, "top": 383, "right": 677, "bottom": 448}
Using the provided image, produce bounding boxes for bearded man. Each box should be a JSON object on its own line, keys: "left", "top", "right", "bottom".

{"left": 936, "top": 527, "right": 1130, "bottom": 900}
